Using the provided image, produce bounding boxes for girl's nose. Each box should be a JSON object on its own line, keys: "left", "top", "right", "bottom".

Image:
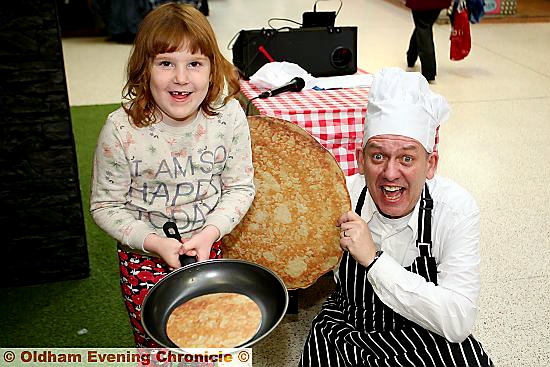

{"left": 174, "top": 66, "right": 188, "bottom": 84}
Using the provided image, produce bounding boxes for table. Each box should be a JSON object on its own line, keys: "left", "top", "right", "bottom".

{"left": 239, "top": 79, "right": 370, "bottom": 176}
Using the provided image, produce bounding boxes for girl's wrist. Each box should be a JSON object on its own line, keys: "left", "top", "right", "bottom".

{"left": 143, "top": 233, "right": 163, "bottom": 253}
{"left": 200, "top": 225, "right": 221, "bottom": 243}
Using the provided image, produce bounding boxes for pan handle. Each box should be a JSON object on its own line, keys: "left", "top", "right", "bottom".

{"left": 162, "top": 221, "right": 196, "bottom": 267}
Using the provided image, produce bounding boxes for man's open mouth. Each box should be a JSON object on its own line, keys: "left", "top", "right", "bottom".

{"left": 382, "top": 185, "right": 404, "bottom": 201}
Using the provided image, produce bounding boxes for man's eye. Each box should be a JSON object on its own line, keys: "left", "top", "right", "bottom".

{"left": 373, "top": 153, "right": 383, "bottom": 160}
{"left": 403, "top": 156, "right": 413, "bottom": 163}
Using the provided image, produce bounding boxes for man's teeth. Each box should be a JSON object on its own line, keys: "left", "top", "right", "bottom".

{"left": 382, "top": 186, "right": 402, "bottom": 201}
{"left": 383, "top": 186, "right": 401, "bottom": 192}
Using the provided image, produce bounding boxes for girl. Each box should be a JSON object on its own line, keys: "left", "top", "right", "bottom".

{"left": 90, "top": 3, "right": 255, "bottom": 347}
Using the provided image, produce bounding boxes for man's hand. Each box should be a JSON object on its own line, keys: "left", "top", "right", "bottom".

{"left": 337, "top": 211, "right": 378, "bottom": 267}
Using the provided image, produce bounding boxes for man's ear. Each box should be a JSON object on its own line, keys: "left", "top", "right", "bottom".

{"left": 426, "top": 152, "right": 439, "bottom": 179}
{"left": 356, "top": 147, "right": 366, "bottom": 174}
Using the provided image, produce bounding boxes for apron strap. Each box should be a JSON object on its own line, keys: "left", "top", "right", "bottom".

{"left": 355, "top": 186, "right": 368, "bottom": 215}
{"left": 417, "top": 183, "right": 433, "bottom": 257}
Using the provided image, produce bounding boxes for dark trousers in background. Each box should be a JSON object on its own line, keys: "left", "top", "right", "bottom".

{"left": 407, "top": 8, "right": 442, "bottom": 81}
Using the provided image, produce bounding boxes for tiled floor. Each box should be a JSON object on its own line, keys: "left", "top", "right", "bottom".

{"left": 62, "top": 1, "right": 550, "bottom": 366}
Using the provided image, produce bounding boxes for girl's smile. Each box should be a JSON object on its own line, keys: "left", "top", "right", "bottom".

{"left": 149, "top": 49, "right": 211, "bottom": 127}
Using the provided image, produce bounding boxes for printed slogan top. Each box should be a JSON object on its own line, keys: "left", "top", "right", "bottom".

{"left": 90, "top": 99, "right": 255, "bottom": 253}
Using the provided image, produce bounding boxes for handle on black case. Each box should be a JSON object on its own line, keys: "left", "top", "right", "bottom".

{"left": 162, "top": 221, "right": 196, "bottom": 267}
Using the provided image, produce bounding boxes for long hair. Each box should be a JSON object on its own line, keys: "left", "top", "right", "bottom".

{"left": 122, "top": 3, "right": 240, "bottom": 127}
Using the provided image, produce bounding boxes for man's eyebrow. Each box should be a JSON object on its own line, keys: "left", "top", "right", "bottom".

{"left": 365, "top": 143, "right": 420, "bottom": 151}
{"left": 401, "top": 144, "right": 420, "bottom": 151}
{"left": 365, "top": 142, "right": 383, "bottom": 149}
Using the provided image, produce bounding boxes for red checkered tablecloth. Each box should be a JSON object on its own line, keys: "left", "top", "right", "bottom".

{"left": 240, "top": 80, "right": 369, "bottom": 176}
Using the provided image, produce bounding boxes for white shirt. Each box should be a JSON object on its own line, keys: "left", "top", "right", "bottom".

{"left": 343, "top": 174, "right": 481, "bottom": 343}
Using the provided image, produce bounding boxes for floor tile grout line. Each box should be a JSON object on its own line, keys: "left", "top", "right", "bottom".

{"left": 448, "top": 96, "right": 550, "bottom": 104}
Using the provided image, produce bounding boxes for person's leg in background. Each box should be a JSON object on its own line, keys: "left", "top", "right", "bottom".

{"left": 407, "top": 8, "right": 442, "bottom": 82}
{"left": 406, "top": 25, "right": 418, "bottom": 69}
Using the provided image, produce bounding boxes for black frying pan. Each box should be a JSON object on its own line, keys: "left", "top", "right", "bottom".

{"left": 141, "top": 222, "right": 288, "bottom": 349}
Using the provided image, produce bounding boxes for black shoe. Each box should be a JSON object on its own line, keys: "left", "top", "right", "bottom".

{"left": 422, "top": 73, "right": 436, "bottom": 82}
{"left": 407, "top": 53, "right": 417, "bottom": 68}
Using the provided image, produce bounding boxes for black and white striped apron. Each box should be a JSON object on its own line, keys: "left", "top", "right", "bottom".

{"left": 300, "top": 185, "right": 493, "bottom": 367}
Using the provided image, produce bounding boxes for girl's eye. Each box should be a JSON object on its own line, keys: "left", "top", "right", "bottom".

{"left": 188, "top": 61, "right": 201, "bottom": 68}
{"left": 158, "top": 60, "right": 172, "bottom": 67}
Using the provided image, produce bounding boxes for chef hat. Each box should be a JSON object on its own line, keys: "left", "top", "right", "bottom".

{"left": 364, "top": 67, "right": 450, "bottom": 153}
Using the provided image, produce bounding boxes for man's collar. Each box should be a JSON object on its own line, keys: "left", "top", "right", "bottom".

{"left": 362, "top": 191, "right": 421, "bottom": 234}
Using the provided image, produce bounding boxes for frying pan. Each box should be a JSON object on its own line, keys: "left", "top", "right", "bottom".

{"left": 141, "top": 222, "right": 288, "bottom": 349}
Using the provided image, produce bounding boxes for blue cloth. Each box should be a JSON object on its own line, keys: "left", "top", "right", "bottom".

{"left": 463, "top": 0, "right": 486, "bottom": 23}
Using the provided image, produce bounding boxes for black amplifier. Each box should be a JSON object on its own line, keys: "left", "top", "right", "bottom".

{"left": 232, "top": 26, "right": 357, "bottom": 79}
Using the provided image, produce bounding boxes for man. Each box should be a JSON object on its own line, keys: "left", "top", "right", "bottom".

{"left": 300, "top": 68, "right": 493, "bottom": 366}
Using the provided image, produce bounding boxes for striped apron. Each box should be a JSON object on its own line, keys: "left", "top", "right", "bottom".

{"left": 300, "top": 185, "right": 493, "bottom": 367}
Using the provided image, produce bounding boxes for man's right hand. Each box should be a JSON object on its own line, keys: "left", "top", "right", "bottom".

{"left": 337, "top": 211, "right": 378, "bottom": 267}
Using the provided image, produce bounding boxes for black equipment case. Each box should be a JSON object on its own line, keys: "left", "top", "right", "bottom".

{"left": 232, "top": 26, "right": 357, "bottom": 79}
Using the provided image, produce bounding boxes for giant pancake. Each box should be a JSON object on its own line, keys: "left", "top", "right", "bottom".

{"left": 222, "top": 116, "right": 351, "bottom": 290}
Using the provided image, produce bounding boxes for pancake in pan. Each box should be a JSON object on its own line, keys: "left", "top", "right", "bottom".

{"left": 166, "top": 292, "right": 262, "bottom": 348}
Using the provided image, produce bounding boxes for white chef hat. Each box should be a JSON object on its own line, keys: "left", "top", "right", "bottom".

{"left": 364, "top": 67, "right": 450, "bottom": 153}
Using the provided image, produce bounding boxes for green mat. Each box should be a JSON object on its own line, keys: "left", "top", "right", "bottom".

{"left": 0, "top": 104, "right": 134, "bottom": 347}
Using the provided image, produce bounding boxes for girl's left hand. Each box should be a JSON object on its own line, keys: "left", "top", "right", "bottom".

{"left": 181, "top": 225, "right": 220, "bottom": 262}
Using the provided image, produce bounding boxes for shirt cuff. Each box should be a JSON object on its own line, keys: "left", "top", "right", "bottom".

{"left": 128, "top": 225, "right": 157, "bottom": 253}
{"left": 367, "top": 252, "right": 409, "bottom": 293}
{"left": 204, "top": 215, "right": 230, "bottom": 241}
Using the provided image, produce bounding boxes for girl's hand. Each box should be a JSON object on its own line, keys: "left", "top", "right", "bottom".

{"left": 143, "top": 234, "right": 187, "bottom": 269}
{"left": 181, "top": 225, "right": 221, "bottom": 262}
{"left": 337, "top": 211, "right": 378, "bottom": 267}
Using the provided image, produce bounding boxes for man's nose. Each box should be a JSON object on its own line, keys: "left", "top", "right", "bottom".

{"left": 383, "top": 160, "right": 400, "bottom": 180}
